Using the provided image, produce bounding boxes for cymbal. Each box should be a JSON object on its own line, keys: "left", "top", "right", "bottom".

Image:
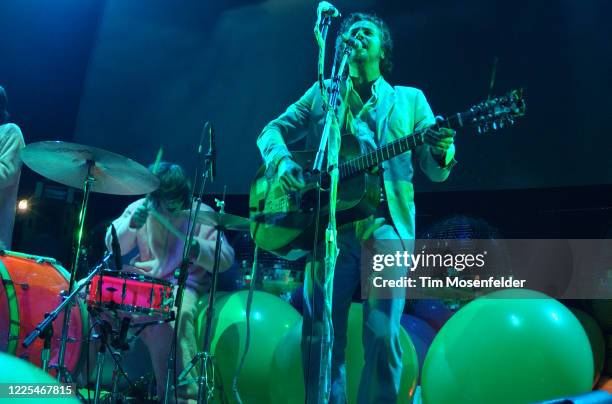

{"left": 179, "top": 210, "right": 251, "bottom": 231}
{"left": 21, "top": 141, "right": 159, "bottom": 195}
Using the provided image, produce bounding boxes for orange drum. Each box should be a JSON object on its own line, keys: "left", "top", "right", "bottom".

{"left": 0, "top": 251, "right": 88, "bottom": 376}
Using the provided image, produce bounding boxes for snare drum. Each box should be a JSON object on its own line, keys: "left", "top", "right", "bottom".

{"left": 0, "top": 250, "right": 88, "bottom": 376}
{"left": 87, "top": 271, "right": 174, "bottom": 317}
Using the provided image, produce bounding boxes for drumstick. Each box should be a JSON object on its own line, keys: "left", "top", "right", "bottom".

{"left": 151, "top": 146, "right": 164, "bottom": 175}
{"left": 146, "top": 147, "right": 191, "bottom": 243}
{"left": 145, "top": 146, "right": 163, "bottom": 207}
{"left": 148, "top": 207, "right": 187, "bottom": 242}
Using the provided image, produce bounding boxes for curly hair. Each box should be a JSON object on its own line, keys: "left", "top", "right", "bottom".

{"left": 334, "top": 12, "right": 394, "bottom": 76}
{"left": 148, "top": 162, "right": 192, "bottom": 210}
{"left": 0, "top": 86, "right": 9, "bottom": 125}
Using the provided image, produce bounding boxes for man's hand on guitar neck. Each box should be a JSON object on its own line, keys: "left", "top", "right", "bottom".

{"left": 424, "top": 127, "right": 455, "bottom": 157}
{"left": 277, "top": 156, "right": 306, "bottom": 192}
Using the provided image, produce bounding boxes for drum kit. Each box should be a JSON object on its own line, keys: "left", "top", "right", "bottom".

{"left": 0, "top": 140, "right": 303, "bottom": 402}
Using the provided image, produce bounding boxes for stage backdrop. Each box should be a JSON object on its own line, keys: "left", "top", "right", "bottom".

{"left": 74, "top": 0, "right": 612, "bottom": 193}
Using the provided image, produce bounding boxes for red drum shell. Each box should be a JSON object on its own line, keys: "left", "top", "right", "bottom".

{"left": 0, "top": 251, "right": 87, "bottom": 376}
{"left": 87, "top": 271, "right": 173, "bottom": 317}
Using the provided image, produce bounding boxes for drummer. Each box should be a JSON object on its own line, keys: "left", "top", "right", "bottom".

{"left": 105, "top": 161, "right": 234, "bottom": 403}
{"left": 0, "top": 85, "right": 25, "bottom": 251}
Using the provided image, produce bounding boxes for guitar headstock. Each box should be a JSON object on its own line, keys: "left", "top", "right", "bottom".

{"left": 466, "top": 89, "right": 526, "bottom": 134}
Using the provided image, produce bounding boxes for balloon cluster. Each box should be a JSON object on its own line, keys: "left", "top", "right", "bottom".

{"left": 196, "top": 288, "right": 603, "bottom": 403}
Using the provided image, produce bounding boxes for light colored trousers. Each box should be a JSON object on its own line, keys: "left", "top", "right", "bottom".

{"left": 139, "top": 287, "right": 200, "bottom": 404}
{"left": 302, "top": 221, "right": 406, "bottom": 404}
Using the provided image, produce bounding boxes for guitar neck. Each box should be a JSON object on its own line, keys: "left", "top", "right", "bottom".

{"left": 338, "top": 114, "right": 462, "bottom": 179}
{"left": 329, "top": 88, "right": 524, "bottom": 179}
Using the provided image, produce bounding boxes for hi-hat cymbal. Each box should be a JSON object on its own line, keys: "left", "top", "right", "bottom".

{"left": 21, "top": 141, "right": 159, "bottom": 195}
{"left": 179, "top": 210, "right": 251, "bottom": 231}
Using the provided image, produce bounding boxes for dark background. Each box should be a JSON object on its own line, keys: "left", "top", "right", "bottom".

{"left": 1, "top": 0, "right": 611, "bottom": 263}
{"left": 2, "top": 0, "right": 611, "bottom": 193}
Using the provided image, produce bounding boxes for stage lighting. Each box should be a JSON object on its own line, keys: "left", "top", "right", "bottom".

{"left": 17, "top": 199, "right": 29, "bottom": 213}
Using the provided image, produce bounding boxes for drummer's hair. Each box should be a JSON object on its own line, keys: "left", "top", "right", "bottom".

{"left": 0, "top": 86, "right": 9, "bottom": 125}
{"left": 148, "top": 162, "right": 192, "bottom": 209}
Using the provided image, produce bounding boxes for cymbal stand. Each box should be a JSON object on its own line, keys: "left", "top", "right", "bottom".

{"left": 179, "top": 193, "right": 227, "bottom": 404}
{"left": 176, "top": 197, "right": 227, "bottom": 404}
{"left": 198, "top": 198, "right": 227, "bottom": 404}
{"left": 164, "top": 123, "right": 214, "bottom": 404}
{"left": 56, "top": 159, "right": 95, "bottom": 381}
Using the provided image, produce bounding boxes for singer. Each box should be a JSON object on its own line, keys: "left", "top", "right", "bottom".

{"left": 257, "top": 12, "right": 456, "bottom": 404}
{"left": 104, "top": 161, "right": 234, "bottom": 403}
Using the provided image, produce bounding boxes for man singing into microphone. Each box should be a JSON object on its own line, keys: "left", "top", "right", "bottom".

{"left": 105, "top": 161, "right": 234, "bottom": 403}
{"left": 257, "top": 11, "right": 456, "bottom": 404}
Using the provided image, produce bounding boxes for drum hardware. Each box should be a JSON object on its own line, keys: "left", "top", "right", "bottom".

{"left": 22, "top": 251, "right": 112, "bottom": 382}
{"left": 40, "top": 315, "right": 53, "bottom": 373}
{"left": 3, "top": 279, "right": 28, "bottom": 289}
{"left": 20, "top": 141, "right": 160, "bottom": 383}
{"left": 175, "top": 198, "right": 248, "bottom": 404}
{"left": 131, "top": 311, "right": 176, "bottom": 339}
{"left": 93, "top": 320, "right": 112, "bottom": 404}
{"left": 109, "top": 316, "right": 132, "bottom": 403}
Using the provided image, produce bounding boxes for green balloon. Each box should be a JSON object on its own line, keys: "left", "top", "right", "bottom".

{"left": 269, "top": 320, "right": 305, "bottom": 404}
{"left": 0, "top": 352, "right": 81, "bottom": 404}
{"left": 268, "top": 303, "right": 419, "bottom": 404}
{"left": 570, "top": 308, "right": 606, "bottom": 386}
{"left": 196, "top": 291, "right": 301, "bottom": 403}
{"left": 421, "top": 289, "right": 594, "bottom": 404}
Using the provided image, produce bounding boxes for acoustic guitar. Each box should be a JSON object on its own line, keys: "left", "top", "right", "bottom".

{"left": 249, "top": 90, "right": 526, "bottom": 259}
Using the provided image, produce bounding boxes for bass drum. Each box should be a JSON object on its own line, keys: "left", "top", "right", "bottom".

{"left": 0, "top": 251, "right": 88, "bottom": 377}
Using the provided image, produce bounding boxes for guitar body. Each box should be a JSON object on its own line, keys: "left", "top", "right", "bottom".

{"left": 249, "top": 135, "right": 380, "bottom": 259}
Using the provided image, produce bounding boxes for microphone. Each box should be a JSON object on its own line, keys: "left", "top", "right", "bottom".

{"left": 208, "top": 122, "right": 215, "bottom": 182}
{"left": 342, "top": 34, "right": 362, "bottom": 49}
{"left": 110, "top": 224, "right": 122, "bottom": 271}
{"left": 318, "top": 1, "right": 340, "bottom": 18}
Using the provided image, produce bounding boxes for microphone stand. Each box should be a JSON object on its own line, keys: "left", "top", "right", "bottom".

{"left": 311, "top": 40, "right": 354, "bottom": 404}
{"left": 23, "top": 252, "right": 112, "bottom": 377}
{"left": 40, "top": 314, "right": 53, "bottom": 373}
{"left": 163, "top": 124, "right": 214, "bottom": 404}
